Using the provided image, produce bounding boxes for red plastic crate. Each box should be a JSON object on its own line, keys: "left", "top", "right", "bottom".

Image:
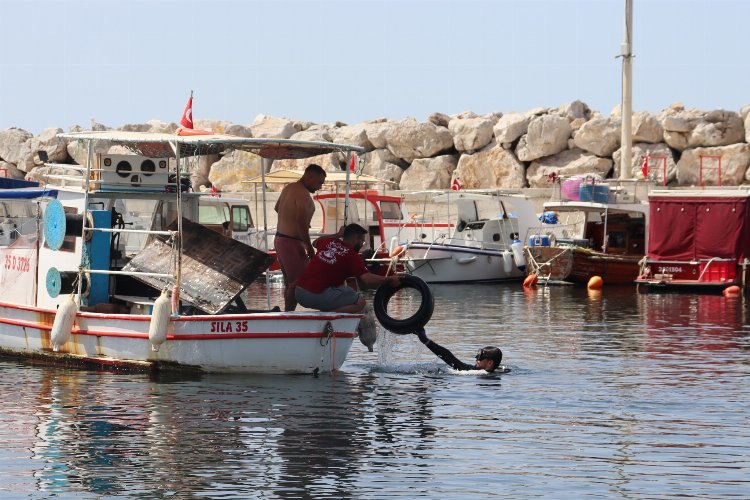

{"left": 699, "top": 259, "right": 736, "bottom": 282}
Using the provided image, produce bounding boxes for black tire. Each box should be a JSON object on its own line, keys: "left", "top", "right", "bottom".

{"left": 373, "top": 275, "right": 434, "bottom": 335}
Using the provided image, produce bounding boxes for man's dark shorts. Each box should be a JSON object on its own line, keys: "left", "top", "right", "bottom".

{"left": 295, "top": 285, "right": 360, "bottom": 311}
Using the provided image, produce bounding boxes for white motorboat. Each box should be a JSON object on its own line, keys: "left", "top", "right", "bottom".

{"left": 400, "top": 191, "right": 538, "bottom": 283}
{"left": 0, "top": 131, "right": 366, "bottom": 374}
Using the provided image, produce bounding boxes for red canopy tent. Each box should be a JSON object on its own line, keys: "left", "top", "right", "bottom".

{"left": 648, "top": 193, "right": 750, "bottom": 263}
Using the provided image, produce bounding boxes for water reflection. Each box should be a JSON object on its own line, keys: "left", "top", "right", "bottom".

{"left": 1, "top": 284, "right": 749, "bottom": 498}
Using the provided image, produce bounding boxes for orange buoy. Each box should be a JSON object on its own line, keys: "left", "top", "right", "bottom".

{"left": 523, "top": 273, "right": 538, "bottom": 288}
{"left": 587, "top": 275, "right": 603, "bottom": 290}
{"left": 390, "top": 245, "right": 405, "bottom": 258}
{"left": 723, "top": 285, "right": 742, "bottom": 297}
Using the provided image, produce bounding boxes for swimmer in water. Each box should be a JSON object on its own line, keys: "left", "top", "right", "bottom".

{"left": 413, "top": 328, "right": 508, "bottom": 373}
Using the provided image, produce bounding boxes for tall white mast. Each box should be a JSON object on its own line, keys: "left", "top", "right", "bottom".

{"left": 620, "top": 0, "right": 634, "bottom": 179}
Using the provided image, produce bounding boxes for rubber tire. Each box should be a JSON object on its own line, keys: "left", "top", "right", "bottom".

{"left": 373, "top": 275, "right": 434, "bottom": 335}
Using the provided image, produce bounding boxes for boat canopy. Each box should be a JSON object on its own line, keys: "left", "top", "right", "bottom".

{"left": 243, "top": 169, "right": 395, "bottom": 185}
{"left": 58, "top": 131, "right": 366, "bottom": 159}
{"left": 648, "top": 192, "right": 750, "bottom": 262}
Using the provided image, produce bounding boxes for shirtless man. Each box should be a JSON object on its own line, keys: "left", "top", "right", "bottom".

{"left": 274, "top": 164, "right": 327, "bottom": 311}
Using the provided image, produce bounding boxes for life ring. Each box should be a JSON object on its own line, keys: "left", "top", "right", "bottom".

{"left": 390, "top": 245, "right": 405, "bottom": 258}
{"left": 373, "top": 275, "right": 434, "bottom": 335}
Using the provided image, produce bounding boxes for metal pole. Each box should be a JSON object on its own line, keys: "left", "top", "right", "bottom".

{"left": 261, "top": 157, "right": 272, "bottom": 309}
{"left": 173, "top": 144, "right": 183, "bottom": 314}
{"left": 76, "top": 138, "right": 94, "bottom": 304}
{"left": 343, "top": 152, "right": 352, "bottom": 225}
{"left": 620, "top": 0, "right": 634, "bottom": 180}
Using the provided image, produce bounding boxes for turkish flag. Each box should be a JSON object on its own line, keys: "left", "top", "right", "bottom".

{"left": 451, "top": 176, "right": 461, "bottom": 191}
{"left": 349, "top": 153, "right": 356, "bottom": 172}
{"left": 180, "top": 94, "right": 193, "bottom": 129}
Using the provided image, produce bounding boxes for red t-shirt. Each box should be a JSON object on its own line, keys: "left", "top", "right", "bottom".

{"left": 296, "top": 237, "right": 369, "bottom": 293}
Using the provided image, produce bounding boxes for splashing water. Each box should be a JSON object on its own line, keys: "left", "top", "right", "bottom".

{"left": 375, "top": 326, "right": 397, "bottom": 365}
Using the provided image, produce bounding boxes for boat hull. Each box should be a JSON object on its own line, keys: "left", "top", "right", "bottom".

{"left": 0, "top": 300, "right": 359, "bottom": 374}
{"left": 635, "top": 259, "right": 741, "bottom": 292}
{"left": 402, "top": 243, "right": 524, "bottom": 283}
{"left": 527, "top": 246, "right": 643, "bottom": 285}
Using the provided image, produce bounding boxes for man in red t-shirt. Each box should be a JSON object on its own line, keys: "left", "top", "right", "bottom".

{"left": 296, "top": 223, "right": 400, "bottom": 313}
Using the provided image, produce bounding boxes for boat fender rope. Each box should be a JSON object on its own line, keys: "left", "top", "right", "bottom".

{"left": 373, "top": 275, "right": 434, "bottom": 335}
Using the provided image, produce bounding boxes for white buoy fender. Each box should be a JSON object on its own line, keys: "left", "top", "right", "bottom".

{"left": 510, "top": 240, "right": 526, "bottom": 272}
{"left": 51, "top": 295, "right": 77, "bottom": 352}
{"left": 149, "top": 290, "right": 171, "bottom": 351}
{"left": 502, "top": 251, "right": 513, "bottom": 274}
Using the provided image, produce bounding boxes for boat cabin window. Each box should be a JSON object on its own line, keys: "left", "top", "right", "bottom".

{"left": 231, "top": 205, "right": 253, "bottom": 231}
{"left": 608, "top": 231, "right": 627, "bottom": 249}
{"left": 199, "top": 204, "right": 230, "bottom": 225}
{"left": 379, "top": 201, "right": 402, "bottom": 220}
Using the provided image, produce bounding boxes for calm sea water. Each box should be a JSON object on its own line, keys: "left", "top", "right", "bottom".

{"left": 1, "top": 283, "right": 749, "bottom": 499}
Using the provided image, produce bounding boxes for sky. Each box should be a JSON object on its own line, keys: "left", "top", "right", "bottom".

{"left": 1, "top": 0, "right": 749, "bottom": 135}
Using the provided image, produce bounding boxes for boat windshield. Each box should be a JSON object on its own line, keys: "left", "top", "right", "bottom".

{"left": 379, "top": 201, "right": 402, "bottom": 220}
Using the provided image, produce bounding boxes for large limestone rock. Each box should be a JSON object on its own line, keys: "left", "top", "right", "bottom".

{"left": 631, "top": 111, "right": 664, "bottom": 143}
{"left": 249, "top": 115, "right": 298, "bottom": 139}
{"left": 515, "top": 115, "right": 572, "bottom": 162}
{"left": 17, "top": 127, "right": 69, "bottom": 171}
{"left": 384, "top": 119, "right": 454, "bottom": 163}
{"left": 66, "top": 143, "right": 132, "bottom": 168}
{"left": 0, "top": 128, "right": 33, "bottom": 165}
{"left": 189, "top": 154, "right": 219, "bottom": 189}
{"left": 25, "top": 164, "right": 83, "bottom": 184}
{"left": 493, "top": 113, "right": 532, "bottom": 145}
{"left": 453, "top": 141, "right": 526, "bottom": 189}
{"left": 675, "top": 144, "right": 750, "bottom": 186}
{"left": 427, "top": 112, "right": 451, "bottom": 127}
{"left": 224, "top": 124, "right": 253, "bottom": 137}
{"left": 448, "top": 116, "right": 495, "bottom": 153}
{"left": 740, "top": 104, "right": 750, "bottom": 122}
{"left": 119, "top": 123, "right": 152, "bottom": 132}
{"left": 660, "top": 106, "right": 745, "bottom": 150}
{"left": 331, "top": 123, "right": 374, "bottom": 150}
{"left": 557, "top": 100, "right": 592, "bottom": 121}
{"left": 745, "top": 112, "right": 750, "bottom": 144}
{"left": 207, "top": 150, "right": 264, "bottom": 192}
{"left": 363, "top": 119, "right": 392, "bottom": 149}
{"left": 613, "top": 142, "right": 676, "bottom": 184}
{"left": 145, "top": 119, "right": 179, "bottom": 133}
{"left": 526, "top": 148, "right": 613, "bottom": 187}
{"left": 0, "top": 160, "right": 24, "bottom": 179}
{"left": 271, "top": 152, "right": 344, "bottom": 173}
{"left": 362, "top": 149, "right": 405, "bottom": 185}
{"left": 398, "top": 154, "right": 458, "bottom": 190}
{"left": 290, "top": 124, "right": 333, "bottom": 142}
{"left": 573, "top": 117, "right": 620, "bottom": 157}
{"left": 191, "top": 119, "right": 235, "bottom": 134}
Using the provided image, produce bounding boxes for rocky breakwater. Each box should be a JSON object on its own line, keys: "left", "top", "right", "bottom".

{"left": 2, "top": 101, "right": 750, "bottom": 191}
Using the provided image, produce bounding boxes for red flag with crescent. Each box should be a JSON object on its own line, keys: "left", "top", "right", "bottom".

{"left": 349, "top": 153, "right": 356, "bottom": 172}
{"left": 180, "top": 93, "right": 193, "bottom": 129}
{"left": 451, "top": 176, "right": 461, "bottom": 191}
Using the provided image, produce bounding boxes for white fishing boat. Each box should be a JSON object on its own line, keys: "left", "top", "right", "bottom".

{"left": 0, "top": 131, "right": 366, "bottom": 374}
{"left": 399, "top": 191, "right": 538, "bottom": 283}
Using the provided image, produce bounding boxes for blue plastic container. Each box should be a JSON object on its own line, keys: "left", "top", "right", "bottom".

{"left": 528, "top": 235, "right": 550, "bottom": 247}
{"left": 579, "top": 183, "right": 610, "bottom": 203}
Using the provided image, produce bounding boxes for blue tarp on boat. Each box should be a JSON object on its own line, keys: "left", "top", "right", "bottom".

{"left": 0, "top": 178, "right": 39, "bottom": 189}
{"left": 0, "top": 187, "right": 58, "bottom": 199}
